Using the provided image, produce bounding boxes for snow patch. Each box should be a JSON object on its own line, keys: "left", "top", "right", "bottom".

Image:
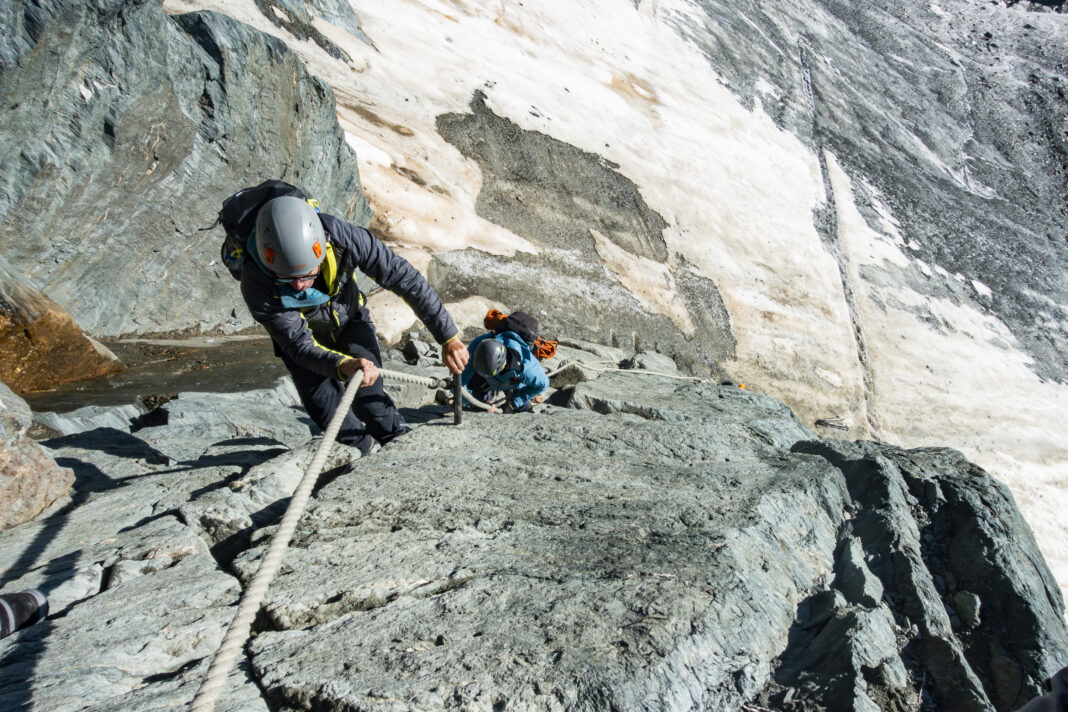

{"left": 971, "top": 279, "right": 992, "bottom": 299}
{"left": 826, "top": 154, "right": 910, "bottom": 270}
{"left": 590, "top": 229, "right": 694, "bottom": 335}
{"left": 345, "top": 132, "right": 391, "bottom": 167}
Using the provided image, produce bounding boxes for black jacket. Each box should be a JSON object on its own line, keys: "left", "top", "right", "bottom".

{"left": 241, "top": 213, "right": 457, "bottom": 378}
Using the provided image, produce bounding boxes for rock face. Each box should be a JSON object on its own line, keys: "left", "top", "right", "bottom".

{"left": 667, "top": 0, "right": 1068, "bottom": 387}
{"left": 0, "top": 254, "right": 124, "bottom": 393}
{"left": 1, "top": 346, "right": 1064, "bottom": 711}
{"left": 0, "top": 380, "right": 310, "bottom": 712}
{"left": 432, "top": 94, "right": 736, "bottom": 376}
{"left": 0, "top": 0, "right": 370, "bottom": 337}
{"left": 422, "top": 0, "right": 1068, "bottom": 431}
{"left": 2, "top": 0, "right": 1066, "bottom": 604}
{"left": 0, "top": 382, "right": 74, "bottom": 531}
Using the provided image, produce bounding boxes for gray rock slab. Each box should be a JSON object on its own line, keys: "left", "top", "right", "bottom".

{"left": 621, "top": 350, "right": 682, "bottom": 375}
{"left": 0, "top": 0, "right": 369, "bottom": 337}
{"left": 0, "top": 511, "right": 207, "bottom": 614}
{"left": 563, "top": 372, "right": 814, "bottom": 450}
{"left": 33, "top": 403, "right": 144, "bottom": 437}
{"left": 84, "top": 659, "right": 268, "bottom": 712}
{"left": 554, "top": 338, "right": 631, "bottom": 365}
{"left": 241, "top": 393, "right": 848, "bottom": 710}
{"left": 2, "top": 358, "right": 1065, "bottom": 712}
{"left": 3, "top": 379, "right": 312, "bottom": 570}
{"left": 133, "top": 378, "right": 310, "bottom": 462}
{"left": 174, "top": 437, "right": 361, "bottom": 572}
{"left": 791, "top": 439, "right": 1068, "bottom": 711}
{"left": 0, "top": 551, "right": 239, "bottom": 712}
{"left": 0, "top": 381, "right": 323, "bottom": 710}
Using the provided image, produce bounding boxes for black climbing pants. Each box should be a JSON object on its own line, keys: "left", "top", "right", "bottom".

{"left": 281, "top": 316, "right": 408, "bottom": 455}
{"left": 464, "top": 374, "right": 529, "bottom": 413}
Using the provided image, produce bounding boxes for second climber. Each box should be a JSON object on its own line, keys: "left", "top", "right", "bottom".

{"left": 461, "top": 331, "right": 549, "bottom": 413}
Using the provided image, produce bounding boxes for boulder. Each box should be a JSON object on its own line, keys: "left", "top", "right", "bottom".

{"left": 0, "top": 255, "right": 123, "bottom": 393}
{"left": 0, "top": 382, "right": 74, "bottom": 531}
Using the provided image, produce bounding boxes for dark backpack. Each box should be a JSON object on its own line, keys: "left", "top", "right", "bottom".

{"left": 217, "top": 180, "right": 316, "bottom": 279}
{"left": 484, "top": 309, "right": 558, "bottom": 360}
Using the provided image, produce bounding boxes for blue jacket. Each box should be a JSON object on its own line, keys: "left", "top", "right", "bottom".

{"left": 461, "top": 332, "right": 549, "bottom": 410}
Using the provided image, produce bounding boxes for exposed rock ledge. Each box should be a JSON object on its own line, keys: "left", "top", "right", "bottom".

{"left": 0, "top": 343, "right": 1064, "bottom": 711}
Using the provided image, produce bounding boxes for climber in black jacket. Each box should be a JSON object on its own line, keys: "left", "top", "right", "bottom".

{"left": 240, "top": 196, "right": 468, "bottom": 454}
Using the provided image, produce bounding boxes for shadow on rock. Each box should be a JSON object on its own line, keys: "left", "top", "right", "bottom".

{"left": 44, "top": 428, "right": 170, "bottom": 466}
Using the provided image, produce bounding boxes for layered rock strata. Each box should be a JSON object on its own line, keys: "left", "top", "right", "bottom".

{"left": 2, "top": 0, "right": 1065, "bottom": 618}
{"left": 0, "top": 380, "right": 310, "bottom": 711}
{"left": 0, "top": 0, "right": 369, "bottom": 338}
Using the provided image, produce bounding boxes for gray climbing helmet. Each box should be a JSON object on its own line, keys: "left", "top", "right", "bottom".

{"left": 473, "top": 338, "right": 507, "bottom": 377}
{"left": 255, "top": 196, "right": 326, "bottom": 278}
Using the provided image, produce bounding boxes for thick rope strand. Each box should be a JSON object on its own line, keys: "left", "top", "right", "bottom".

{"left": 190, "top": 371, "right": 364, "bottom": 712}
{"left": 377, "top": 368, "right": 492, "bottom": 410}
{"left": 377, "top": 368, "right": 439, "bottom": 387}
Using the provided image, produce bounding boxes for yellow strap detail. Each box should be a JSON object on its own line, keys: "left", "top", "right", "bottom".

{"left": 321, "top": 244, "right": 340, "bottom": 296}
{"left": 299, "top": 312, "right": 348, "bottom": 361}
{"left": 336, "top": 358, "right": 353, "bottom": 382}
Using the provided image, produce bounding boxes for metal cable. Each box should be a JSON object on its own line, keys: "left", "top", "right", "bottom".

{"left": 377, "top": 368, "right": 492, "bottom": 411}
